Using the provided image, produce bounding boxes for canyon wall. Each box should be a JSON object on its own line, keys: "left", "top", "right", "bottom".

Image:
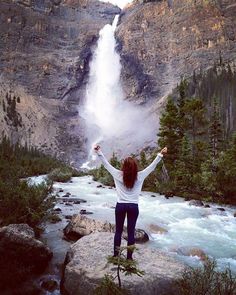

{"left": 1, "top": 0, "right": 236, "bottom": 165}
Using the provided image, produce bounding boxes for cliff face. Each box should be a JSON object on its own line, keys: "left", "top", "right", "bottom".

{"left": 1, "top": 0, "right": 236, "bottom": 165}
{"left": 0, "top": 0, "right": 120, "bottom": 163}
{"left": 117, "top": 0, "right": 236, "bottom": 106}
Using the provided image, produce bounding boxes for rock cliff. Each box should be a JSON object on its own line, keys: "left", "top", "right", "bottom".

{"left": 1, "top": 0, "right": 236, "bottom": 164}
{"left": 117, "top": 0, "right": 236, "bottom": 105}
{"left": 0, "top": 0, "right": 120, "bottom": 163}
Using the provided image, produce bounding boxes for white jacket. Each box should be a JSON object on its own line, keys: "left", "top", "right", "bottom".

{"left": 96, "top": 150, "right": 163, "bottom": 204}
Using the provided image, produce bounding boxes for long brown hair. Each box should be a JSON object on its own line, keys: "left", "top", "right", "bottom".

{"left": 122, "top": 157, "right": 138, "bottom": 189}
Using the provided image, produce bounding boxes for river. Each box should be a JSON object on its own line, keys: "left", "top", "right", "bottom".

{"left": 29, "top": 175, "right": 236, "bottom": 294}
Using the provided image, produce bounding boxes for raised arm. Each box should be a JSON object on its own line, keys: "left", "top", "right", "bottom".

{"left": 138, "top": 147, "right": 167, "bottom": 181}
{"left": 94, "top": 145, "right": 121, "bottom": 179}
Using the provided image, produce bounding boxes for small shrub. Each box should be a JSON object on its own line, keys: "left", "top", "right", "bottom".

{"left": 48, "top": 168, "right": 72, "bottom": 182}
{"left": 175, "top": 259, "right": 236, "bottom": 295}
{"left": 94, "top": 246, "right": 144, "bottom": 295}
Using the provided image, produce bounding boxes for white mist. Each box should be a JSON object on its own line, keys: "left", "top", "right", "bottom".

{"left": 81, "top": 15, "right": 157, "bottom": 168}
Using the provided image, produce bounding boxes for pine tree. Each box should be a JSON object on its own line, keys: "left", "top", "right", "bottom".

{"left": 215, "top": 133, "right": 236, "bottom": 203}
{"left": 158, "top": 97, "right": 181, "bottom": 167}
{"left": 140, "top": 151, "right": 148, "bottom": 169}
{"left": 209, "top": 98, "right": 223, "bottom": 162}
{"left": 183, "top": 98, "right": 207, "bottom": 162}
{"left": 174, "top": 135, "right": 193, "bottom": 190}
{"left": 177, "top": 78, "right": 188, "bottom": 138}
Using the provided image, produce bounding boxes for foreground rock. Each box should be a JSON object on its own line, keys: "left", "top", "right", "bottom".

{"left": 61, "top": 232, "right": 185, "bottom": 295}
{"left": 63, "top": 214, "right": 149, "bottom": 243}
{"left": 0, "top": 224, "right": 52, "bottom": 289}
{"left": 189, "top": 199, "right": 204, "bottom": 207}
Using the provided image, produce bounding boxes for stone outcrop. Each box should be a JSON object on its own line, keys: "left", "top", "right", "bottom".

{"left": 117, "top": 0, "right": 236, "bottom": 105}
{"left": 0, "top": 223, "right": 52, "bottom": 288}
{"left": 63, "top": 214, "right": 149, "bottom": 243}
{"left": 61, "top": 232, "right": 185, "bottom": 295}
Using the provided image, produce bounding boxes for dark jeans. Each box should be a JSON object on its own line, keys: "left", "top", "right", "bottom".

{"left": 114, "top": 202, "right": 139, "bottom": 259}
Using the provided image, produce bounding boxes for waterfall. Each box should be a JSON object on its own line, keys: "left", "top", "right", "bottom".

{"left": 81, "top": 15, "right": 157, "bottom": 168}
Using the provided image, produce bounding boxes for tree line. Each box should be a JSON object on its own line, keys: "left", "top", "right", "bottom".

{"left": 91, "top": 75, "right": 236, "bottom": 205}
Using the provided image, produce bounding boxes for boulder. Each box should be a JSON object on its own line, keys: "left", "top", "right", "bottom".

{"left": 54, "top": 207, "right": 62, "bottom": 212}
{"left": 170, "top": 246, "right": 207, "bottom": 262}
{"left": 63, "top": 214, "right": 149, "bottom": 243}
{"left": 189, "top": 199, "right": 204, "bottom": 207}
{"left": 0, "top": 224, "right": 52, "bottom": 288}
{"left": 148, "top": 223, "right": 168, "bottom": 234}
{"left": 217, "top": 207, "right": 225, "bottom": 211}
{"left": 61, "top": 232, "right": 185, "bottom": 295}
{"left": 79, "top": 209, "right": 93, "bottom": 215}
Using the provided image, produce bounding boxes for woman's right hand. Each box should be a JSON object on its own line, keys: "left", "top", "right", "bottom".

{"left": 94, "top": 144, "right": 101, "bottom": 152}
{"left": 160, "top": 147, "right": 167, "bottom": 155}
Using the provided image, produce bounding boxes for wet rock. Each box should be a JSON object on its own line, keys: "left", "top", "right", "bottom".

{"left": 217, "top": 207, "right": 225, "bottom": 211}
{"left": 96, "top": 184, "right": 103, "bottom": 188}
{"left": 189, "top": 199, "right": 204, "bottom": 207}
{"left": 80, "top": 209, "right": 93, "bottom": 215}
{"left": 0, "top": 224, "right": 52, "bottom": 289}
{"left": 41, "top": 279, "right": 58, "bottom": 292}
{"left": 148, "top": 224, "right": 168, "bottom": 234}
{"left": 165, "top": 192, "right": 174, "bottom": 198}
{"left": 151, "top": 194, "right": 156, "bottom": 198}
{"left": 204, "top": 204, "right": 210, "bottom": 208}
{"left": 60, "top": 197, "right": 87, "bottom": 203}
{"left": 234, "top": 212, "right": 236, "bottom": 217}
{"left": 108, "top": 186, "right": 113, "bottom": 189}
{"left": 65, "top": 215, "right": 73, "bottom": 220}
{"left": 58, "top": 189, "right": 64, "bottom": 193}
{"left": 62, "top": 193, "right": 70, "bottom": 198}
{"left": 53, "top": 207, "right": 62, "bottom": 212}
{"left": 65, "top": 202, "right": 73, "bottom": 206}
{"left": 172, "top": 246, "right": 208, "bottom": 262}
{"left": 63, "top": 214, "right": 149, "bottom": 243}
{"left": 61, "top": 232, "right": 185, "bottom": 295}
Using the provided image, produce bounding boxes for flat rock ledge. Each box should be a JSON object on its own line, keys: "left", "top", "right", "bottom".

{"left": 61, "top": 232, "right": 185, "bottom": 295}
{"left": 63, "top": 214, "right": 149, "bottom": 243}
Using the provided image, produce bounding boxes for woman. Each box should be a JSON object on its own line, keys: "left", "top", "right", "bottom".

{"left": 94, "top": 145, "right": 167, "bottom": 259}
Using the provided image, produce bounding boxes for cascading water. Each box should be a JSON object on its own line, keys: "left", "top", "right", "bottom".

{"left": 81, "top": 15, "right": 157, "bottom": 168}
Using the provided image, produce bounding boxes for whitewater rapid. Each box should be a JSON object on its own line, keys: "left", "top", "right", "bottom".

{"left": 44, "top": 175, "right": 236, "bottom": 272}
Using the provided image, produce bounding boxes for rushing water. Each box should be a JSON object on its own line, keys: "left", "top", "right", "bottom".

{"left": 27, "top": 174, "right": 236, "bottom": 295}
{"left": 46, "top": 175, "right": 236, "bottom": 272}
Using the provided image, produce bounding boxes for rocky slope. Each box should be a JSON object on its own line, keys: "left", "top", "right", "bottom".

{"left": 1, "top": 0, "right": 236, "bottom": 164}
{"left": 0, "top": 0, "right": 120, "bottom": 164}
{"left": 117, "top": 0, "right": 236, "bottom": 107}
